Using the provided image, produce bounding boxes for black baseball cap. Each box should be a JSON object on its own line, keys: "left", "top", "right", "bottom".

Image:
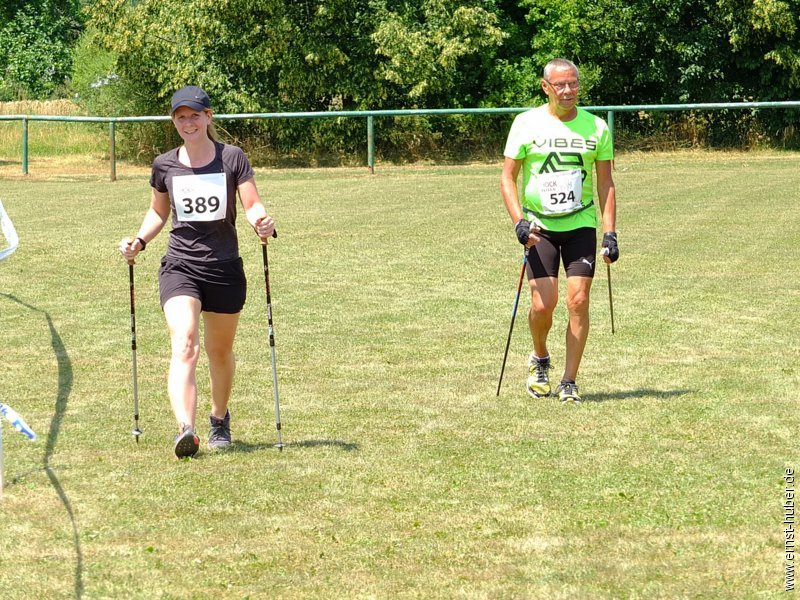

{"left": 170, "top": 86, "right": 211, "bottom": 113}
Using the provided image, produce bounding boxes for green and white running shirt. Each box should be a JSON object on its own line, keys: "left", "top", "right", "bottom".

{"left": 503, "top": 105, "right": 613, "bottom": 232}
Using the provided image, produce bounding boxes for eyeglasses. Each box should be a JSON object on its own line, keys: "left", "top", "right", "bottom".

{"left": 545, "top": 79, "right": 580, "bottom": 92}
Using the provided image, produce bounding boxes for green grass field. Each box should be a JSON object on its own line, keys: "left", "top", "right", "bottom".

{"left": 0, "top": 152, "right": 798, "bottom": 598}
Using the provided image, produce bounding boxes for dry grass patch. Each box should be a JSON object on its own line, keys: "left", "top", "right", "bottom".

{"left": 0, "top": 99, "right": 84, "bottom": 116}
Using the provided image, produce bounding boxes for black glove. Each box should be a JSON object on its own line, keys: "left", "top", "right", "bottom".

{"left": 515, "top": 219, "right": 531, "bottom": 245}
{"left": 602, "top": 232, "right": 619, "bottom": 262}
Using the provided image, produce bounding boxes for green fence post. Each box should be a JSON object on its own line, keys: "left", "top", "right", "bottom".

{"left": 367, "top": 115, "right": 375, "bottom": 174}
{"left": 22, "top": 117, "right": 28, "bottom": 176}
{"left": 607, "top": 110, "right": 616, "bottom": 169}
{"left": 109, "top": 121, "right": 116, "bottom": 182}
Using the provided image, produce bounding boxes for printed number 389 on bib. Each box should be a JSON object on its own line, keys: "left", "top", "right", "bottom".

{"left": 538, "top": 169, "right": 583, "bottom": 215}
{"left": 172, "top": 173, "right": 228, "bottom": 222}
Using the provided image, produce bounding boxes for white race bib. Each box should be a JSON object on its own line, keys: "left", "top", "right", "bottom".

{"left": 172, "top": 173, "right": 228, "bottom": 222}
{"left": 538, "top": 169, "right": 583, "bottom": 215}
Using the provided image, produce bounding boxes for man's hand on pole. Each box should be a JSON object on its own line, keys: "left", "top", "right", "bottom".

{"left": 515, "top": 219, "right": 541, "bottom": 248}
{"left": 601, "top": 231, "right": 619, "bottom": 263}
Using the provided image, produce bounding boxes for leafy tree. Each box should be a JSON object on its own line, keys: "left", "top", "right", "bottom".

{"left": 84, "top": 0, "right": 509, "bottom": 161}
{"left": 0, "top": 1, "right": 29, "bottom": 25}
{"left": 0, "top": 0, "right": 83, "bottom": 100}
{"left": 87, "top": 0, "right": 382, "bottom": 159}
{"left": 503, "top": 0, "right": 800, "bottom": 145}
{"left": 79, "top": 0, "right": 800, "bottom": 158}
{"left": 719, "top": 0, "right": 800, "bottom": 93}
{"left": 371, "top": 1, "right": 504, "bottom": 106}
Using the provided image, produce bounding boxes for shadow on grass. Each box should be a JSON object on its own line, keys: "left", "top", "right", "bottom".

{"left": 586, "top": 388, "right": 693, "bottom": 403}
{"left": 288, "top": 439, "right": 359, "bottom": 451}
{"left": 1, "top": 293, "right": 83, "bottom": 599}
{"left": 229, "top": 438, "right": 359, "bottom": 453}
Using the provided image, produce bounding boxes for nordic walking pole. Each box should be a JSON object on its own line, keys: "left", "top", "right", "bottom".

{"left": 496, "top": 252, "right": 528, "bottom": 396}
{"left": 606, "top": 264, "right": 615, "bottom": 334}
{"left": 601, "top": 248, "right": 615, "bottom": 334}
{"left": 128, "top": 260, "right": 142, "bottom": 442}
{"left": 260, "top": 227, "right": 283, "bottom": 451}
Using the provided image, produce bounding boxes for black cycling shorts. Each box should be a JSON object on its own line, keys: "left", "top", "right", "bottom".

{"left": 158, "top": 257, "right": 246, "bottom": 314}
{"left": 526, "top": 227, "right": 597, "bottom": 280}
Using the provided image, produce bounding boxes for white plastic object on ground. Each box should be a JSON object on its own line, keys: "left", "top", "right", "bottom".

{"left": 0, "top": 199, "right": 20, "bottom": 262}
{"left": 0, "top": 403, "right": 37, "bottom": 441}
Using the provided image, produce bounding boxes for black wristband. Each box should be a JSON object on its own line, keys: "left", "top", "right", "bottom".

{"left": 515, "top": 219, "right": 531, "bottom": 245}
{"left": 135, "top": 237, "right": 147, "bottom": 250}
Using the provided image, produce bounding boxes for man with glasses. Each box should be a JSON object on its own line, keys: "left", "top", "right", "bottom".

{"left": 500, "top": 58, "right": 619, "bottom": 404}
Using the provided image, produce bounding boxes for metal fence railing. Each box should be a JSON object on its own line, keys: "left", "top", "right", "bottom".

{"left": 2, "top": 101, "right": 799, "bottom": 180}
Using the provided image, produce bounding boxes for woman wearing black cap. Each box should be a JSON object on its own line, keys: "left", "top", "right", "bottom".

{"left": 119, "top": 85, "right": 276, "bottom": 458}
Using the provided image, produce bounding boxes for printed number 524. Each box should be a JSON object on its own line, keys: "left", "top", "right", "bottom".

{"left": 549, "top": 191, "right": 576, "bottom": 205}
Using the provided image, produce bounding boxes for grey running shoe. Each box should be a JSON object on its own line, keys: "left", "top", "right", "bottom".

{"left": 556, "top": 381, "right": 582, "bottom": 405}
{"left": 174, "top": 425, "right": 200, "bottom": 458}
{"left": 208, "top": 410, "right": 232, "bottom": 450}
{"left": 527, "top": 355, "right": 552, "bottom": 398}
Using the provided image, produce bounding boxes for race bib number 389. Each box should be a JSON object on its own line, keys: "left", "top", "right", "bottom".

{"left": 172, "top": 173, "right": 228, "bottom": 222}
{"left": 537, "top": 169, "right": 583, "bottom": 215}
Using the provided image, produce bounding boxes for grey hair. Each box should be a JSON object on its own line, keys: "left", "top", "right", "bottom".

{"left": 543, "top": 58, "right": 580, "bottom": 81}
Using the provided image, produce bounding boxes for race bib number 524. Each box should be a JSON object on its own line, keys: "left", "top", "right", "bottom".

{"left": 537, "top": 169, "right": 583, "bottom": 215}
{"left": 172, "top": 173, "right": 228, "bottom": 222}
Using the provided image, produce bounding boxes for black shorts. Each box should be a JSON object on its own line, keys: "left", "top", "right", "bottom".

{"left": 159, "top": 257, "right": 247, "bottom": 314}
{"left": 526, "top": 227, "right": 597, "bottom": 280}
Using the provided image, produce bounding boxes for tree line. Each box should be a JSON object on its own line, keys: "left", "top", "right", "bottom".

{"left": 2, "top": 0, "right": 799, "bottom": 163}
